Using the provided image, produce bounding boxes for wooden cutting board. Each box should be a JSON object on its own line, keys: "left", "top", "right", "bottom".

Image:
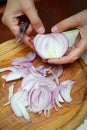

{"left": 0, "top": 40, "right": 87, "bottom": 130}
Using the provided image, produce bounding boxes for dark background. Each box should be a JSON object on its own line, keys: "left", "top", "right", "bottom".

{"left": 0, "top": 0, "right": 87, "bottom": 43}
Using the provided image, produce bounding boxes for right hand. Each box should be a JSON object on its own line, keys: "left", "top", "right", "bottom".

{"left": 2, "top": 0, "right": 45, "bottom": 37}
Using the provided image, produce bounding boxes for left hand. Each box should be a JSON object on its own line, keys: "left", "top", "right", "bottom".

{"left": 48, "top": 9, "right": 87, "bottom": 64}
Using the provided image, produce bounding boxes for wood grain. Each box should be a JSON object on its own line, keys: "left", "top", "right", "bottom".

{"left": 60, "top": 59, "right": 87, "bottom": 130}
{"left": 0, "top": 40, "right": 87, "bottom": 130}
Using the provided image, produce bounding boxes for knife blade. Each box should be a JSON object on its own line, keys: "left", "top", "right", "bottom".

{"left": 15, "top": 15, "right": 30, "bottom": 42}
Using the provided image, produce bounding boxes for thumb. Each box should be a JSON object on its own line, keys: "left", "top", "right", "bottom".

{"left": 51, "top": 14, "right": 80, "bottom": 33}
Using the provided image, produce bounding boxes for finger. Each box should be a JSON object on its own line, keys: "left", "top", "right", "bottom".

{"left": 23, "top": 2, "right": 45, "bottom": 34}
{"left": 73, "top": 33, "right": 81, "bottom": 46}
{"left": 51, "top": 13, "right": 80, "bottom": 33}
{"left": 2, "top": 14, "right": 20, "bottom": 36}
{"left": 25, "top": 24, "right": 33, "bottom": 35}
{"left": 47, "top": 51, "right": 78, "bottom": 65}
{"left": 22, "top": 35, "right": 35, "bottom": 50}
{"left": 47, "top": 55, "right": 77, "bottom": 65}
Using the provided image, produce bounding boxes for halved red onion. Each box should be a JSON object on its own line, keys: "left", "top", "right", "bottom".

{"left": 33, "top": 33, "right": 69, "bottom": 59}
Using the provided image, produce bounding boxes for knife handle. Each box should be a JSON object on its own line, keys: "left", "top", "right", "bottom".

{"left": 18, "top": 15, "right": 30, "bottom": 33}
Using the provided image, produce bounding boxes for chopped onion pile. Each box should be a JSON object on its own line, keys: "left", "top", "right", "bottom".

{"left": 0, "top": 52, "right": 75, "bottom": 122}
{"left": 33, "top": 33, "right": 69, "bottom": 59}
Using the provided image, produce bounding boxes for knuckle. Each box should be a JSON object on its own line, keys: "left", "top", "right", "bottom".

{"left": 70, "top": 60, "right": 75, "bottom": 63}
{"left": 68, "top": 55, "right": 76, "bottom": 63}
{"left": 1, "top": 15, "right": 5, "bottom": 24}
{"left": 32, "top": 20, "right": 41, "bottom": 27}
{"left": 1, "top": 14, "right": 8, "bottom": 25}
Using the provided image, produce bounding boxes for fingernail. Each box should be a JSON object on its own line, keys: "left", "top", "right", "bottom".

{"left": 37, "top": 27, "right": 45, "bottom": 34}
{"left": 51, "top": 26, "right": 58, "bottom": 32}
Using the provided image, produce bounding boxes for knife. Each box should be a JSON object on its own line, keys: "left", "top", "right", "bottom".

{"left": 15, "top": 15, "right": 30, "bottom": 42}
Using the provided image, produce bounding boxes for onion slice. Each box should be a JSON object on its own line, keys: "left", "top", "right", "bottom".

{"left": 12, "top": 52, "right": 36, "bottom": 66}
{"left": 59, "top": 80, "right": 76, "bottom": 102}
{"left": 52, "top": 80, "right": 76, "bottom": 110}
{"left": 0, "top": 51, "right": 76, "bottom": 122}
{"left": 10, "top": 90, "right": 30, "bottom": 121}
{"left": 28, "top": 86, "right": 52, "bottom": 113}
